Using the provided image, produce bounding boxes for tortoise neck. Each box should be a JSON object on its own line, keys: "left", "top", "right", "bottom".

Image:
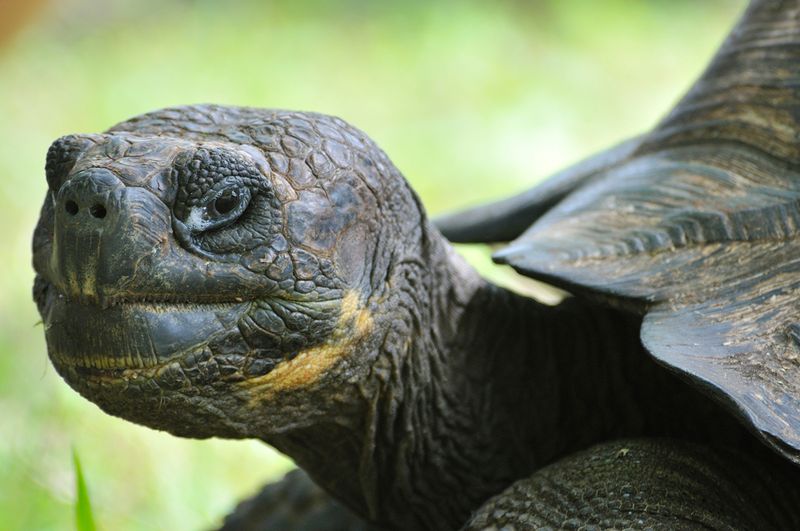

{"left": 263, "top": 226, "right": 738, "bottom": 530}
{"left": 356, "top": 229, "right": 651, "bottom": 530}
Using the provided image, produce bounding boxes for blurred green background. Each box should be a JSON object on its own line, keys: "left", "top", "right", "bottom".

{"left": 1, "top": 0, "right": 745, "bottom": 529}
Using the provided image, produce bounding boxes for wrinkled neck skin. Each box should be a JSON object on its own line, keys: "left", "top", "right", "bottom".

{"left": 259, "top": 215, "right": 713, "bottom": 530}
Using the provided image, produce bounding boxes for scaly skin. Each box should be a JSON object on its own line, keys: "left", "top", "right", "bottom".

{"left": 219, "top": 469, "right": 376, "bottom": 531}
{"left": 465, "top": 439, "right": 800, "bottom": 530}
{"left": 32, "top": 104, "right": 800, "bottom": 529}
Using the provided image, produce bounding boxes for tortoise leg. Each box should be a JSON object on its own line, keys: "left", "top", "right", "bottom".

{"left": 464, "top": 439, "right": 800, "bottom": 530}
{"left": 217, "top": 469, "right": 382, "bottom": 531}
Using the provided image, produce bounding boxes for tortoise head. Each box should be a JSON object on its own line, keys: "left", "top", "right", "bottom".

{"left": 33, "top": 106, "right": 423, "bottom": 438}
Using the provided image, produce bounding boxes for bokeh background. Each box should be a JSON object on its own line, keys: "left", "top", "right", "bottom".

{"left": 1, "top": 0, "right": 746, "bottom": 529}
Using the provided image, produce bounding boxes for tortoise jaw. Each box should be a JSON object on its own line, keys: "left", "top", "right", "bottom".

{"left": 39, "top": 278, "right": 251, "bottom": 381}
{"left": 37, "top": 279, "right": 358, "bottom": 440}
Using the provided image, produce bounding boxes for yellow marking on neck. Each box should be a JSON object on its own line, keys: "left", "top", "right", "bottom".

{"left": 243, "top": 290, "right": 372, "bottom": 397}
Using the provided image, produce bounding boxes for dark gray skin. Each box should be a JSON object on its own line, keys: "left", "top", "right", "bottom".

{"left": 219, "top": 469, "right": 374, "bottom": 531}
{"left": 33, "top": 1, "right": 800, "bottom": 528}
{"left": 32, "top": 106, "right": 709, "bottom": 528}
{"left": 32, "top": 105, "right": 800, "bottom": 530}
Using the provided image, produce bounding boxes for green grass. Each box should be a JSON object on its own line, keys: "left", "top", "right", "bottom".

{"left": 0, "top": 0, "right": 745, "bottom": 529}
{"left": 72, "top": 449, "right": 97, "bottom": 531}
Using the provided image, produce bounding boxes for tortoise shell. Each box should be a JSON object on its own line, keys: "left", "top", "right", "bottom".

{"left": 438, "top": 0, "right": 800, "bottom": 465}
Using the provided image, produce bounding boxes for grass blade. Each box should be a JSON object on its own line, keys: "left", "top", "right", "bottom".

{"left": 72, "top": 448, "right": 98, "bottom": 531}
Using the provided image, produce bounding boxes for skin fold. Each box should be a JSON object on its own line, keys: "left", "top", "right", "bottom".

{"left": 33, "top": 104, "right": 800, "bottom": 530}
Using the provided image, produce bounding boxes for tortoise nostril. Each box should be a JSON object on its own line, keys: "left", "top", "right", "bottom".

{"left": 90, "top": 204, "right": 107, "bottom": 219}
{"left": 65, "top": 200, "right": 79, "bottom": 216}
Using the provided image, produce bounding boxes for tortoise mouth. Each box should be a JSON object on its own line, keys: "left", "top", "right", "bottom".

{"left": 37, "top": 275, "right": 346, "bottom": 394}
{"left": 37, "top": 279, "right": 252, "bottom": 383}
{"left": 36, "top": 278, "right": 338, "bottom": 439}
{"left": 39, "top": 290, "right": 259, "bottom": 439}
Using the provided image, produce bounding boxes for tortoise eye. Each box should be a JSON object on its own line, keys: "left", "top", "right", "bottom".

{"left": 201, "top": 185, "right": 251, "bottom": 229}
{"left": 213, "top": 190, "right": 241, "bottom": 215}
{"left": 180, "top": 184, "right": 252, "bottom": 234}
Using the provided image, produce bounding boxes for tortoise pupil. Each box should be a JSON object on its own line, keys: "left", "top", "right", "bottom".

{"left": 214, "top": 192, "right": 239, "bottom": 215}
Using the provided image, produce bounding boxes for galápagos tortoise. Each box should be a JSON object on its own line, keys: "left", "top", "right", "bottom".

{"left": 32, "top": 0, "right": 800, "bottom": 529}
